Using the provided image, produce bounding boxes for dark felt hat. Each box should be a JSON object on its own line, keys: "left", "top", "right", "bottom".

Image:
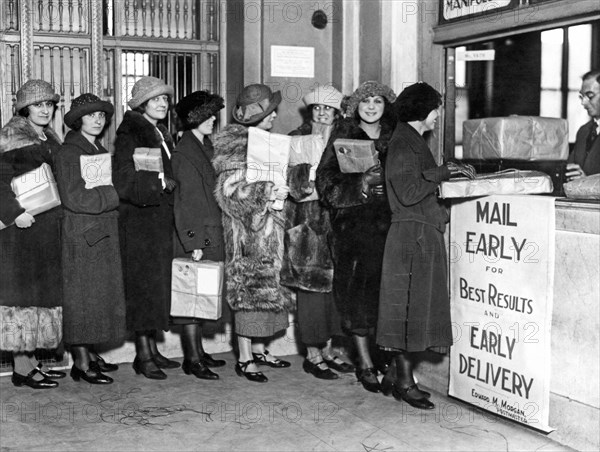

{"left": 64, "top": 93, "right": 114, "bottom": 129}
{"left": 232, "top": 84, "right": 282, "bottom": 125}
{"left": 394, "top": 82, "right": 442, "bottom": 122}
{"left": 175, "top": 91, "right": 225, "bottom": 130}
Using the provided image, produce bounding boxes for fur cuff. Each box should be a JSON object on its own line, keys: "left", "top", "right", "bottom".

{"left": 0, "top": 306, "right": 62, "bottom": 352}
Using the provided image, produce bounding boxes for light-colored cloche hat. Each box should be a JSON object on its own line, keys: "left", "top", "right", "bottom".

{"left": 64, "top": 93, "right": 114, "bottom": 129}
{"left": 128, "top": 76, "right": 174, "bottom": 110}
{"left": 232, "top": 84, "right": 282, "bottom": 125}
{"left": 303, "top": 85, "right": 344, "bottom": 111}
{"left": 16, "top": 79, "right": 60, "bottom": 111}
{"left": 175, "top": 90, "right": 225, "bottom": 130}
{"left": 344, "top": 81, "right": 396, "bottom": 117}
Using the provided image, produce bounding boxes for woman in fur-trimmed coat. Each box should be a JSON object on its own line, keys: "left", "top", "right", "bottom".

{"left": 316, "top": 81, "right": 396, "bottom": 393}
{"left": 213, "top": 83, "right": 293, "bottom": 383}
{"left": 0, "top": 80, "right": 64, "bottom": 389}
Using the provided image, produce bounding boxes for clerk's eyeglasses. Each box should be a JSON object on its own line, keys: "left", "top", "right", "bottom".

{"left": 578, "top": 91, "right": 598, "bottom": 102}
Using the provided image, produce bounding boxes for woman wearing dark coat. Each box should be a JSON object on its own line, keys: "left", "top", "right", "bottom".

{"left": 55, "top": 93, "right": 126, "bottom": 384}
{"left": 213, "top": 84, "right": 293, "bottom": 383}
{"left": 171, "top": 90, "right": 226, "bottom": 380}
{"left": 0, "top": 80, "right": 65, "bottom": 389}
{"left": 316, "top": 81, "right": 395, "bottom": 393}
{"left": 377, "top": 82, "right": 475, "bottom": 410}
{"left": 113, "top": 76, "right": 179, "bottom": 380}
{"left": 284, "top": 84, "right": 353, "bottom": 380}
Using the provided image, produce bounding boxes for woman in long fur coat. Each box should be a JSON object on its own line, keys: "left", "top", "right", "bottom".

{"left": 316, "top": 81, "right": 396, "bottom": 393}
{"left": 213, "top": 84, "right": 294, "bottom": 383}
{"left": 0, "top": 80, "right": 64, "bottom": 389}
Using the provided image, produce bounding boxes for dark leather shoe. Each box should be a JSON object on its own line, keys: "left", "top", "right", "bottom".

{"left": 200, "top": 353, "right": 226, "bottom": 368}
{"left": 392, "top": 384, "right": 435, "bottom": 410}
{"left": 153, "top": 353, "right": 181, "bottom": 369}
{"left": 70, "top": 365, "right": 113, "bottom": 384}
{"left": 182, "top": 360, "right": 219, "bottom": 380}
{"left": 356, "top": 367, "right": 381, "bottom": 393}
{"left": 323, "top": 356, "right": 355, "bottom": 373}
{"left": 90, "top": 354, "right": 118, "bottom": 372}
{"left": 252, "top": 350, "right": 291, "bottom": 368}
{"left": 35, "top": 364, "right": 66, "bottom": 379}
{"left": 132, "top": 357, "right": 167, "bottom": 380}
{"left": 12, "top": 369, "right": 58, "bottom": 389}
{"left": 303, "top": 360, "right": 338, "bottom": 380}
{"left": 235, "top": 360, "right": 268, "bottom": 383}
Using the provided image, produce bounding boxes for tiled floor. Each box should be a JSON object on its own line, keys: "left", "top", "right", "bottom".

{"left": 0, "top": 354, "right": 573, "bottom": 451}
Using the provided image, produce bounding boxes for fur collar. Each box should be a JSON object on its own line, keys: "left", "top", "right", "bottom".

{"left": 116, "top": 111, "right": 173, "bottom": 148}
{"left": 0, "top": 116, "right": 62, "bottom": 153}
{"left": 212, "top": 124, "right": 249, "bottom": 175}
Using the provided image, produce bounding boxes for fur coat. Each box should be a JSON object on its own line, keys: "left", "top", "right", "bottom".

{"left": 0, "top": 116, "right": 63, "bottom": 352}
{"left": 212, "top": 124, "right": 294, "bottom": 312}
{"left": 113, "top": 111, "right": 174, "bottom": 332}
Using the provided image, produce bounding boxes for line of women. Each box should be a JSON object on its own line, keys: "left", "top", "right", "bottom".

{"left": 0, "top": 77, "right": 474, "bottom": 411}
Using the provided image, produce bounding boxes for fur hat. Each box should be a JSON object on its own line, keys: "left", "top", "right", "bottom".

{"left": 303, "top": 85, "right": 344, "bottom": 111}
{"left": 128, "top": 76, "right": 174, "bottom": 109}
{"left": 64, "top": 93, "right": 114, "bottom": 129}
{"left": 175, "top": 91, "right": 225, "bottom": 130}
{"left": 344, "top": 81, "right": 396, "bottom": 117}
{"left": 16, "top": 80, "right": 60, "bottom": 111}
{"left": 232, "top": 84, "right": 281, "bottom": 125}
{"left": 394, "top": 82, "right": 442, "bottom": 122}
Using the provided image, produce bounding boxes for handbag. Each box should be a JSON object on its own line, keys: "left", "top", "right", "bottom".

{"left": 333, "top": 139, "right": 379, "bottom": 173}
{"left": 0, "top": 162, "right": 61, "bottom": 229}
{"left": 170, "top": 258, "right": 224, "bottom": 320}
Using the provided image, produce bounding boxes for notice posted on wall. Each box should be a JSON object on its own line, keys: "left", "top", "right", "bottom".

{"left": 271, "top": 45, "right": 314, "bottom": 78}
{"left": 449, "top": 195, "right": 555, "bottom": 432}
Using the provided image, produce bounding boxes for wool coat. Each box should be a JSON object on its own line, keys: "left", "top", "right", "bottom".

{"left": 113, "top": 111, "right": 174, "bottom": 332}
{"left": 315, "top": 119, "right": 392, "bottom": 333}
{"left": 0, "top": 116, "right": 63, "bottom": 352}
{"left": 568, "top": 119, "right": 600, "bottom": 176}
{"left": 376, "top": 122, "right": 453, "bottom": 352}
{"left": 281, "top": 123, "right": 334, "bottom": 293}
{"left": 172, "top": 130, "right": 224, "bottom": 262}
{"left": 54, "top": 130, "right": 126, "bottom": 345}
{"left": 212, "top": 124, "right": 294, "bottom": 313}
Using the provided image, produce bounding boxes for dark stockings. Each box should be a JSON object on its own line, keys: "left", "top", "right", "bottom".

{"left": 71, "top": 345, "right": 91, "bottom": 371}
{"left": 182, "top": 324, "right": 202, "bottom": 363}
{"left": 393, "top": 351, "right": 429, "bottom": 399}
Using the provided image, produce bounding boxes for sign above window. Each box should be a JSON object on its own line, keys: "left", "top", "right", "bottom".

{"left": 440, "top": 0, "right": 518, "bottom": 24}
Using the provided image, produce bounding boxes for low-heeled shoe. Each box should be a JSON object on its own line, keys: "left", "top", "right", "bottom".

{"left": 303, "top": 360, "right": 338, "bottom": 380}
{"left": 12, "top": 370, "right": 58, "bottom": 389}
{"left": 235, "top": 360, "right": 268, "bottom": 383}
{"left": 392, "top": 384, "right": 435, "bottom": 410}
{"left": 35, "top": 364, "right": 66, "bottom": 379}
{"left": 90, "top": 354, "right": 119, "bottom": 372}
{"left": 153, "top": 354, "right": 181, "bottom": 369}
{"left": 356, "top": 367, "right": 381, "bottom": 393}
{"left": 132, "top": 357, "right": 167, "bottom": 380}
{"left": 200, "top": 353, "right": 226, "bottom": 368}
{"left": 252, "top": 350, "right": 291, "bottom": 368}
{"left": 323, "top": 356, "right": 355, "bottom": 373}
{"left": 70, "top": 365, "right": 113, "bottom": 384}
{"left": 182, "top": 360, "right": 219, "bottom": 380}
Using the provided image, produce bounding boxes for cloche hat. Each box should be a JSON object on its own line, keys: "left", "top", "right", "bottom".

{"left": 16, "top": 80, "right": 60, "bottom": 111}
{"left": 303, "top": 85, "right": 344, "bottom": 111}
{"left": 232, "top": 84, "right": 281, "bottom": 125}
{"left": 64, "top": 93, "right": 114, "bottom": 129}
{"left": 128, "top": 76, "right": 174, "bottom": 109}
{"left": 175, "top": 91, "right": 225, "bottom": 130}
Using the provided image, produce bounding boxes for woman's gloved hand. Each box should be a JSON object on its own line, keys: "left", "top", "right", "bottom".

{"left": 192, "top": 249, "right": 203, "bottom": 261}
{"left": 15, "top": 212, "right": 35, "bottom": 228}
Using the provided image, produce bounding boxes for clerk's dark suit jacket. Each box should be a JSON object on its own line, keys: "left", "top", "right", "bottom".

{"left": 568, "top": 119, "right": 600, "bottom": 176}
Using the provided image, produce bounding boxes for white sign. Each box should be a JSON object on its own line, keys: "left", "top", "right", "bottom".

{"left": 443, "top": 0, "right": 512, "bottom": 21}
{"left": 271, "top": 45, "right": 314, "bottom": 78}
{"left": 456, "top": 49, "right": 496, "bottom": 61}
{"left": 449, "top": 195, "right": 555, "bottom": 432}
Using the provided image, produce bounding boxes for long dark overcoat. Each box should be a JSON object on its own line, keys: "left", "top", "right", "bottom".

{"left": 172, "top": 130, "right": 224, "bottom": 262}
{"left": 376, "top": 122, "right": 453, "bottom": 352}
{"left": 315, "top": 119, "right": 392, "bottom": 333}
{"left": 0, "top": 116, "right": 63, "bottom": 352}
{"left": 54, "top": 130, "right": 126, "bottom": 344}
{"left": 113, "top": 111, "right": 174, "bottom": 332}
